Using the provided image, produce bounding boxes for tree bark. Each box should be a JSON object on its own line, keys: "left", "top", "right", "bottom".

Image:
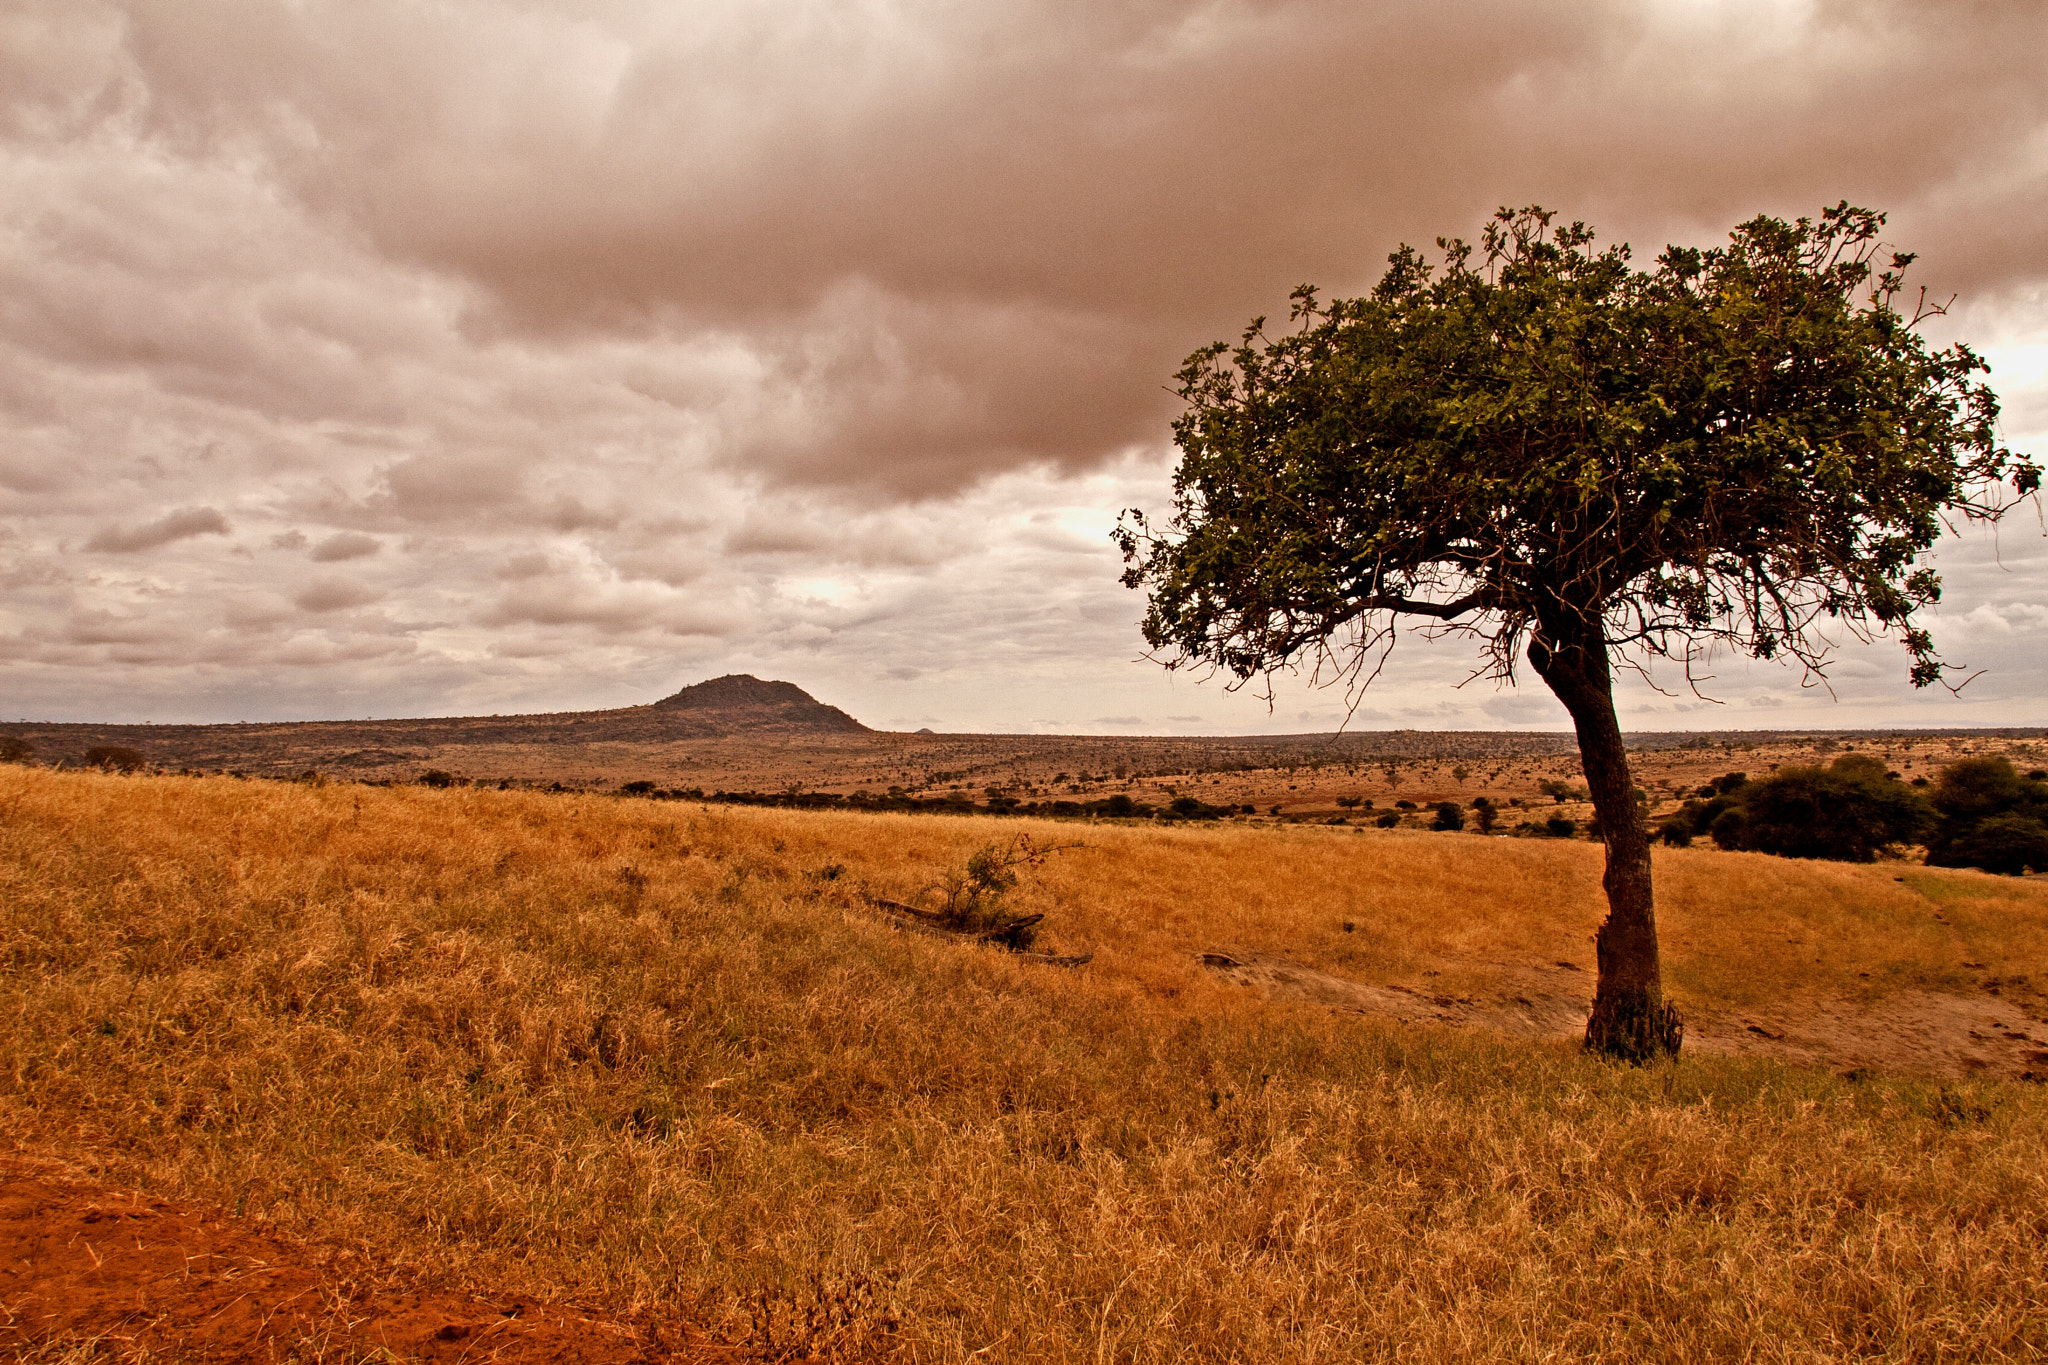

{"left": 1528, "top": 615, "right": 1683, "bottom": 1062}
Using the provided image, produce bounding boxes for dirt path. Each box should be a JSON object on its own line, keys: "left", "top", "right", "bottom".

{"left": 0, "top": 1154, "right": 728, "bottom": 1364}
{"left": 1196, "top": 951, "right": 2048, "bottom": 1081}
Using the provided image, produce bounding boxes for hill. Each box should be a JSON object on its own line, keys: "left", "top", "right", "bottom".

{"left": 0, "top": 673, "right": 866, "bottom": 776}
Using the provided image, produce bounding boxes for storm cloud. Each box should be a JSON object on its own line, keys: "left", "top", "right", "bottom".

{"left": 0, "top": 0, "right": 2043, "bottom": 729}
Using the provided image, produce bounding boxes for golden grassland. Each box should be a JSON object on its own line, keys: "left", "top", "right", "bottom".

{"left": 3, "top": 767, "right": 2047, "bottom": 1362}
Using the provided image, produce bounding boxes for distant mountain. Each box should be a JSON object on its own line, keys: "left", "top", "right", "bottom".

{"left": 653, "top": 674, "right": 866, "bottom": 731}
{"left": 0, "top": 674, "right": 867, "bottom": 774}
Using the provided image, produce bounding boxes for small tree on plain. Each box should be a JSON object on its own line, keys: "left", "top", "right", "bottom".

{"left": 1119, "top": 204, "right": 2037, "bottom": 1061}
{"left": 1472, "top": 797, "right": 1499, "bottom": 833}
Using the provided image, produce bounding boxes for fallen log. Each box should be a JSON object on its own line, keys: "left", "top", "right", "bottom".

{"left": 868, "top": 895, "right": 1040, "bottom": 939}
{"left": 867, "top": 897, "right": 1081, "bottom": 964}
{"left": 1015, "top": 951, "right": 1093, "bottom": 969}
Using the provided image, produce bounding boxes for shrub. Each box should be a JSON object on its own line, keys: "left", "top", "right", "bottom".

{"left": 1709, "top": 808, "right": 1745, "bottom": 850}
{"left": 83, "top": 745, "right": 146, "bottom": 773}
{"left": 1432, "top": 802, "right": 1464, "bottom": 832}
{"left": 1658, "top": 822, "right": 1692, "bottom": 848}
{"left": 1471, "top": 797, "right": 1498, "bottom": 833}
{"left": 1926, "top": 757, "right": 2048, "bottom": 875}
{"left": 0, "top": 736, "right": 33, "bottom": 765}
{"left": 1721, "top": 755, "right": 1934, "bottom": 862}
{"left": 1544, "top": 816, "right": 1576, "bottom": 838}
{"left": 1375, "top": 811, "right": 1400, "bottom": 828}
{"left": 1934, "top": 813, "right": 2048, "bottom": 877}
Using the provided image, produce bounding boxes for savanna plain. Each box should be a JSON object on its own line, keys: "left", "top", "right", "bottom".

{"left": 3, "top": 765, "right": 2047, "bottom": 1362}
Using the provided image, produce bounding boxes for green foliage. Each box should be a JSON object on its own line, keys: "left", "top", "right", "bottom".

{"left": 1118, "top": 204, "right": 2037, "bottom": 693}
{"left": 924, "top": 835, "right": 1076, "bottom": 948}
{"left": 1926, "top": 757, "right": 2048, "bottom": 875}
{"left": 1717, "top": 756, "right": 1934, "bottom": 863}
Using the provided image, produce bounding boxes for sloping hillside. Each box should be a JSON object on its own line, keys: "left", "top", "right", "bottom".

{"left": 0, "top": 674, "right": 865, "bottom": 776}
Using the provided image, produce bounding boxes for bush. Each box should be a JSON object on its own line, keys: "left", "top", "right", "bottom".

{"left": 1658, "top": 821, "right": 1692, "bottom": 848}
{"left": 1471, "top": 797, "right": 1498, "bottom": 833}
{"left": 1926, "top": 757, "right": 2048, "bottom": 875}
{"left": 1934, "top": 813, "right": 2048, "bottom": 877}
{"left": 1375, "top": 811, "right": 1400, "bottom": 828}
{"left": 1544, "top": 816, "right": 1576, "bottom": 839}
{"left": 83, "top": 745, "right": 146, "bottom": 773}
{"left": 1721, "top": 755, "right": 1934, "bottom": 862}
{"left": 0, "top": 736, "right": 33, "bottom": 765}
{"left": 1709, "top": 808, "right": 1745, "bottom": 850}
{"left": 1432, "top": 801, "right": 1464, "bottom": 832}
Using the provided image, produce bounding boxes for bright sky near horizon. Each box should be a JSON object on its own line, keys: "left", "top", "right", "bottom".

{"left": 2, "top": 0, "right": 2044, "bottom": 735}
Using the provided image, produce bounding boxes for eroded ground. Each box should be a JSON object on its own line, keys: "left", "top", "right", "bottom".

{"left": 1196, "top": 948, "right": 2048, "bottom": 1082}
{"left": 0, "top": 1155, "right": 716, "bottom": 1364}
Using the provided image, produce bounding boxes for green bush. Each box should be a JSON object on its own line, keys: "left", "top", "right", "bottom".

{"left": 1471, "top": 797, "right": 1498, "bottom": 833}
{"left": 1926, "top": 757, "right": 2048, "bottom": 875}
{"left": 1720, "top": 755, "right": 1934, "bottom": 862}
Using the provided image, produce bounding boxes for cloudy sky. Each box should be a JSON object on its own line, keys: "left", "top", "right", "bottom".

{"left": 3, "top": 0, "right": 2044, "bottom": 734}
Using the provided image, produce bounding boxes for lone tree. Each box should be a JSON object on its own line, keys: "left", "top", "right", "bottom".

{"left": 1118, "top": 205, "right": 2039, "bottom": 1060}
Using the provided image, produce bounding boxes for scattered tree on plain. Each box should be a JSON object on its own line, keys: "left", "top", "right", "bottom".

{"left": 1120, "top": 204, "right": 2039, "bottom": 1060}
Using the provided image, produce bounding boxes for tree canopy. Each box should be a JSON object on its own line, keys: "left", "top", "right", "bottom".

{"left": 1119, "top": 204, "right": 2039, "bottom": 1060}
{"left": 1119, "top": 204, "right": 2035, "bottom": 694}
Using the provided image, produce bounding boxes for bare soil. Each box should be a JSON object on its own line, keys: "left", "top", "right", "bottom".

{"left": 1196, "top": 950, "right": 2048, "bottom": 1082}
{"left": 0, "top": 1153, "right": 724, "bottom": 1363}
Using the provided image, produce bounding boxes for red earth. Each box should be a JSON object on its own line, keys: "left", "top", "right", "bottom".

{"left": 0, "top": 1152, "right": 733, "bottom": 1363}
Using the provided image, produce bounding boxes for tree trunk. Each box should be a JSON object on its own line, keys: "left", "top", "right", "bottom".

{"left": 1528, "top": 616, "right": 1683, "bottom": 1062}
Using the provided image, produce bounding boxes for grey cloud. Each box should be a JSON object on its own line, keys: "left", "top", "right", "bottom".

{"left": 83, "top": 505, "right": 229, "bottom": 552}
{"left": 294, "top": 578, "right": 381, "bottom": 612}
{"left": 0, "top": 2, "right": 2043, "bottom": 731}
{"left": 94, "top": 0, "right": 2048, "bottom": 496}
{"left": 477, "top": 578, "right": 741, "bottom": 637}
{"left": 309, "top": 531, "right": 380, "bottom": 561}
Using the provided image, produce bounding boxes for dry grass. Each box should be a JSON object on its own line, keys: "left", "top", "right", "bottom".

{"left": 3, "top": 767, "right": 2047, "bottom": 1362}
